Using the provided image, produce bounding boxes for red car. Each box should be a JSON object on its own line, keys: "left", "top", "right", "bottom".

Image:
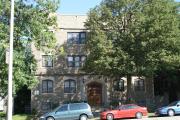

{"left": 100, "top": 104, "right": 148, "bottom": 120}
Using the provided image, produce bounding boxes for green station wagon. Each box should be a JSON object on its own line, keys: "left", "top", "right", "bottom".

{"left": 39, "top": 103, "right": 94, "bottom": 120}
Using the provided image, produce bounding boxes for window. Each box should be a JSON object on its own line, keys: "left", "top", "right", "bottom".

{"left": 67, "top": 55, "right": 86, "bottom": 67}
{"left": 114, "top": 79, "right": 124, "bottom": 91}
{"left": 67, "top": 32, "right": 86, "bottom": 44}
{"left": 57, "top": 104, "right": 68, "bottom": 112}
{"left": 42, "top": 80, "right": 53, "bottom": 93}
{"left": 79, "top": 103, "right": 88, "bottom": 109}
{"left": 42, "top": 55, "right": 53, "bottom": 67}
{"left": 69, "top": 104, "right": 79, "bottom": 110}
{"left": 64, "top": 79, "right": 76, "bottom": 93}
{"left": 134, "top": 79, "right": 145, "bottom": 91}
{"left": 41, "top": 102, "right": 51, "bottom": 111}
{"left": 69, "top": 103, "right": 88, "bottom": 110}
{"left": 121, "top": 105, "right": 138, "bottom": 110}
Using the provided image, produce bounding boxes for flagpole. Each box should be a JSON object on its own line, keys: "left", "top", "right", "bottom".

{"left": 7, "top": 0, "right": 15, "bottom": 119}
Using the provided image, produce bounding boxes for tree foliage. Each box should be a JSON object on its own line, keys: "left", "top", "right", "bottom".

{"left": 0, "top": 0, "right": 60, "bottom": 96}
{"left": 84, "top": 0, "right": 180, "bottom": 77}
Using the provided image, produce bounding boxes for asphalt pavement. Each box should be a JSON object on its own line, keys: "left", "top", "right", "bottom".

{"left": 91, "top": 116, "right": 180, "bottom": 120}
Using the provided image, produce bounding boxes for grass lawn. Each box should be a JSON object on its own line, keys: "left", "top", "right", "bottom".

{"left": 148, "top": 112, "right": 156, "bottom": 117}
{"left": 13, "top": 114, "right": 33, "bottom": 120}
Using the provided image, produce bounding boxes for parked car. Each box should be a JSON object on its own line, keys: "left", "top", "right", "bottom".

{"left": 155, "top": 100, "right": 180, "bottom": 116}
{"left": 100, "top": 104, "right": 148, "bottom": 120}
{"left": 39, "top": 103, "right": 93, "bottom": 120}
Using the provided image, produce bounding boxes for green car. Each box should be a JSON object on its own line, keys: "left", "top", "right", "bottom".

{"left": 39, "top": 103, "right": 94, "bottom": 120}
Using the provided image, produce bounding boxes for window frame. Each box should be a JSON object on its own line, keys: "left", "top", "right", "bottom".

{"left": 42, "top": 80, "right": 54, "bottom": 93}
{"left": 67, "top": 32, "right": 86, "bottom": 44}
{"left": 67, "top": 55, "right": 86, "bottom": 67}
{"left": 42, "top": 55, "right": 53, "bottom": 67}
{"left": 64, "top": 79, "right": 76, "bottom": 93}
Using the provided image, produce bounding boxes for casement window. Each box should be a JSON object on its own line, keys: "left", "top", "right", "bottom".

{"left": 67, "top": 55, "right": 86, "bottom": 67}
{"left": 64, "top": 79, "right": 76, "bottom": 93}
{"left": 42, "top": 80, "right": 53, "bottom": 93}
{"left": 134, "top": 79, "right": 145, "bottom": 91}
{"left": 42, "top": 55, "right": 53, "bottom": 67}
{"left": 114, "top": 79, "right": 124, "bottom": 91}
{"left": 67, "top": 32, "right": 86, "bottom": 44}
{"left": 41, "top": 102, "right": 52, "bottom": 111}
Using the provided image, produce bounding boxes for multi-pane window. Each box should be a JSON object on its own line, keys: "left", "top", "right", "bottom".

{"left": 67, "top": 32, "right": 86, "bottom": 44}
{"left": 67, "top": 55, "right": 86, "bottom": 67}
{"left": 42, "top": 80, "right": 53, "bottom": 93}
{"left": 134, "top": 79, "right": 145, "bottom": 91}
{"left": 41, "top": 102, "right": 51, "bottom": 111}
{"left": 114, "top": 79, "right": 124, "bottom": 91}
{"left": 64, "top": 79, "right": 76, "bottom": 93}
{"left": 42, "top": 55, "right": 53, "bottom": 67}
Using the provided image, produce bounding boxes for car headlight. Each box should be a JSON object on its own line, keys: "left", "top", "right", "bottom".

{"left": 40, "top": 116, "right": 45, "bottom": 119}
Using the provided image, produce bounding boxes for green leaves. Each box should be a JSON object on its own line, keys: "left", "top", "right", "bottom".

{"left": 84, "top": 0, "right": 180, "bottom": 77}
{"left": 0, "top": 0, "right": 60, "bottom": 96}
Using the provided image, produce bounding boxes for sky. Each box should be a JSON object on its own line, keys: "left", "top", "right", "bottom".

{"left": 57, "top": 0, "right": 102, "bottom": 14}
{"left": 58, "top": 0, "right": 180, "bottom": 15}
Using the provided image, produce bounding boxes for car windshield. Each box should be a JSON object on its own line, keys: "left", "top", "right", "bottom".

{"left": 52, "top": 106, "right": 61, "bottom": 112}
{"left": 168, "top": 101, "right": 178, "bottom": 106}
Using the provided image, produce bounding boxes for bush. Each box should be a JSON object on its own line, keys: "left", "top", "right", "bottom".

{"left": 0, "top": 112, "right": 6, "bottom": 117}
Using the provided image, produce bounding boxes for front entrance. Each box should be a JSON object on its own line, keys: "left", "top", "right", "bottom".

{"left": 87, "top": 82, "right": 102, "bottom": 106}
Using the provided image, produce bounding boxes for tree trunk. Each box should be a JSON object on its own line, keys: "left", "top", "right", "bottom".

{"left": 126, "top": 75, "right": 132, "bottom": 103}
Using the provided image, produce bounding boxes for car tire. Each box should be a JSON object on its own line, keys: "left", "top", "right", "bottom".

{"left": 168, "top": 109, "right": 175, "bottom": 116}
{"left": 136, "top": 112, "right": 143, "bottom": 119}
{"left": 106, "top": 113, "right": 114, "bottom": 120}
{"left": 79, "top": 114, "right": 88, "bottom": 120}
{"left": 46, "top": 116, "right": 55, "bottom": 120}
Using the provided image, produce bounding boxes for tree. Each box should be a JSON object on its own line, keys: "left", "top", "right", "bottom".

{"left": 84, "top": 0, "right": 180, "bottom": 101}
{"left": 0, "top": 0, "right": 60, "bottom": 97}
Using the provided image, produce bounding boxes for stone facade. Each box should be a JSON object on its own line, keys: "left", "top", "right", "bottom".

{"left": 31, "top": 15, "right": 155, "bottom": 113}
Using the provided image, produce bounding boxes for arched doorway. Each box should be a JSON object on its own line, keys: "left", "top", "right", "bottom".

{"left": 87, "top": 82, "right": 102, "bottom": 106}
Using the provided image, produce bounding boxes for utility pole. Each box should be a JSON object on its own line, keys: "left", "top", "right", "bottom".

{"left": 7, "top": 0, "right": 15, "bottom": 119}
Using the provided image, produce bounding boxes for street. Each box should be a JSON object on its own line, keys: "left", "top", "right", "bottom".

{"left": 91, "top": 116, "right": 180, "bottom": 120}
{"left": 125, "top": 116, "right": 180, "bottom": 120}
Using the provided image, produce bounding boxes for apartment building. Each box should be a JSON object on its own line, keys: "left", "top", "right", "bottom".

{"left": 31, "top": 15, "right": 155, "bottom": 113}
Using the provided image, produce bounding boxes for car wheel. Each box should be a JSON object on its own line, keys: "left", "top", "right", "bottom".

{"left": 168, "top": 109, "right": 175, "bottom": 116}
{"left": 46, "top": 116, "right": 55, "bottom": 120}
{"left": 79, "top": 114, "right": 88, "bottom": 120}
{"left": 136, "top": 112, "right": 143, "bottom": 119}
{"left": 106, "top": 113, "right": 114, "bottom": 120}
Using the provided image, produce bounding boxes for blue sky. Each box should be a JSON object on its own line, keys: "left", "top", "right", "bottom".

{"left": 58, "top": 0, "right": 180, "bottom": 14}
{"left": 57, "top": 0, "right": 102, "bottom": 14}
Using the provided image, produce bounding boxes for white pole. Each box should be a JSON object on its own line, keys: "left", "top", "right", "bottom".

{"left": 7, "top": 0, "right": 15, "bottom": 119}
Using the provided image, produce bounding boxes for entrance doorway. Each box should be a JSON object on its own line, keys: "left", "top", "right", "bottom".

{"left": 14, "top": 86, "right": 31, "bottom": 114}
{"left": 87, "top": 82, "right": 102, "bottom": 106}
